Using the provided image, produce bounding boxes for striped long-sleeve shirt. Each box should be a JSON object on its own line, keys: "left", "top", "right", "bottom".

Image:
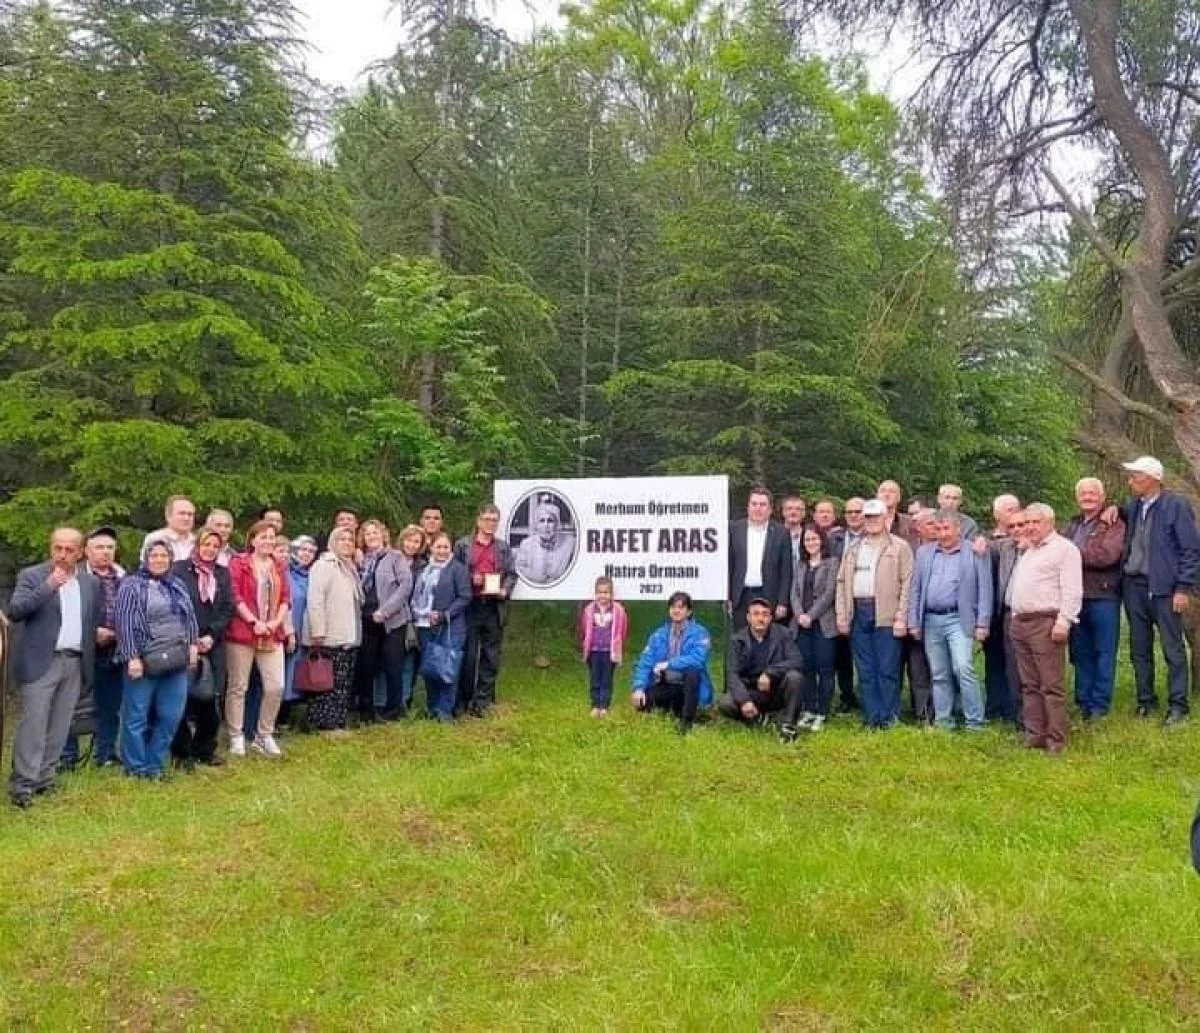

{"left": 114, "top": 573, "right": 199, "bottom": 663}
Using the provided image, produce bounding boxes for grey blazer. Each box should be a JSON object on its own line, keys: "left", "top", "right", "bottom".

{"left": 374, "top": 550, "right": 413, "bottom": 631}
{"left": 790, "top": 557, "right": 839, "bottom": 638}
{"left": 7, "top": 561, "right": 99, "bottom": 687}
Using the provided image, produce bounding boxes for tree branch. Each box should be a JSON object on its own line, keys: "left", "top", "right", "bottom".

{"left": 1042, "top": 165, "right": 1128, "bottom": 273}
{"left": 1052, "top": 347, "right": 1173, "bottom": 428}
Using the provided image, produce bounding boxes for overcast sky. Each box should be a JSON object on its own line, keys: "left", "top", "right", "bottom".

{"left": 295, "top": 0, "right": 564, "bottom": 89}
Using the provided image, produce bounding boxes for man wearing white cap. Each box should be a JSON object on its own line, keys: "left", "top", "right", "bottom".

{"left": 1118, "top": 456, "right": 1200, "bottom": 723}
{"left": 835, "top": 498, "right": 913, "bottom": 729}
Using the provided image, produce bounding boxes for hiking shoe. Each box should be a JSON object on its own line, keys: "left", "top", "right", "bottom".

{"left": 252, "top": 735, "right": 282, "bottom": 758}
{"left": 228, "top": 734, "right": 246, "bottom": 757}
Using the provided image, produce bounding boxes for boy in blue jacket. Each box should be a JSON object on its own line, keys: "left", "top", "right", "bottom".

{"left": 631, "top": 591, "right": 713, "bottom": 734}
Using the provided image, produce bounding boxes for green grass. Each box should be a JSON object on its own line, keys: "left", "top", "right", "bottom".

{"left": 2, "top": 604, "right": 1200, "bottom": 1030}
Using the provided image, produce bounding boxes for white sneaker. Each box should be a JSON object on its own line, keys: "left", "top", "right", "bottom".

{"left": 228, "top": 733, "right": 246, "bottom": 757}
{"left": 797, "top": 712, "right": 816, "bottom": 729}
{"left": 809, "top": 715, "right": 825, "bottom": 733}
{"left": 252, "top": 735, "right": 282, "bottom": 758}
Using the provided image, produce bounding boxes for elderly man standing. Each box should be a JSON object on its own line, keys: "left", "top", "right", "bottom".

{"left": 982, "top": 495, "right": 1022, "bottom": 721}
{"left": 1008, "top": 504, "right": 1082, "bottom": 754}
{"left": 1064, "top": 478, "right": 1126, "bottom": 720}
{"left": 836, "top": 498, "right": 913, "bottom": 729}
{"left": 908, "top": 511, "right": 992, "bottom": 731}
{"left": 7, "top": 529, "right": 99, "bottom": 809}
{"left": 936, "top": 484, "right": 980, "bottom": 539}
{"left": 140, "top": 495, "right": 197, "bottom": 563}
{"left": 1118, "top": 457, "right": 1200, "bottom": 723}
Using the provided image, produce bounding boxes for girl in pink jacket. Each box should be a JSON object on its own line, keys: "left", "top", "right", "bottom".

{"left": 579, "top": 576, "right": 629, "bottom": 717}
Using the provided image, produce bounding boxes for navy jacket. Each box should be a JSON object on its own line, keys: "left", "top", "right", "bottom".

{"left": 426, "top": 559, "right": 473, "bottom": 638}
{"left": 7, "top": 561, "right": 100, "bottom": 687}
{"left": 1120, "top": 491, "right": 1200, "bottom": 597}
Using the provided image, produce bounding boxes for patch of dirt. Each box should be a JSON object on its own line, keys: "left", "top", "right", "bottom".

{"left": 649, "top": 886, "right": 740, "bottom": 921}
{"left": 764, "top": 999, "right": 842, "bottom": 1031}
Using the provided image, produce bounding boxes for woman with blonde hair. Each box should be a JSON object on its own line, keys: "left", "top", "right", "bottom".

{"left": 396, "top": 524, "right": 427, "bottom": 712}
{"left": 224, "top": 521, "right": 292, "bottom": 758}
{"left": 353, "top": 519, "right": 410, "bottom": 722}
{"left": 304, "top": 527, "right": 362, "bottom": 733}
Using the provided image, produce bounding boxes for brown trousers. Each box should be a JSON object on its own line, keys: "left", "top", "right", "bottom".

{"left": 1010, "top": 613, "right": 1067, "bottom": 749}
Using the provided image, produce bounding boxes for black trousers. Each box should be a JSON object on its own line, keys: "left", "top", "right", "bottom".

{"left": 172, "top": 694, "right": 220, "bottom": 761}
{"left": 1124, "top": 576, "right": 1190, "bottom": 712}
{"left": 380, "top": 626, "right": 409, "bottom": 716}
{"left": 719, "top": 669, "right": 803, "bottom": 725}
{"left": 354, "top": 617, "right": 386, "bottom": 718}
{"left": 903, "top": 637, "right": 932, "bottom": 722}
{"left": 835, "top": 635, "right": 857, "bottom": 709}
{"left": 638, "top": 669, "right": 701, "bottom": 726}
{"left": 458, "top": 600, "right": 505, "bottom": 712}
{"left": 172, "top": 647, "right": 225, "bottom": 761}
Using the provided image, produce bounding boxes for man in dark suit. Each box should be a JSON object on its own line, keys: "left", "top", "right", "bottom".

{"left": 7, "top": 528, "right": 99, "bottom": 809}
{"left": 727, "top": 486, "right": 791, "bottom": 631}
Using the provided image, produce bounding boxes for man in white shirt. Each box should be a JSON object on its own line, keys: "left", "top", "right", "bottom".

{"left": 140, "top": 495, "right": 197, "bottom": 564}
{"left": 727, "top": 486, "right": 792, "bottom": 630}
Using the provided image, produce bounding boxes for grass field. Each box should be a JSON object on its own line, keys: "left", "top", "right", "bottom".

{"left": 2, "top": 604, "right": 1200, "bottom": 1030}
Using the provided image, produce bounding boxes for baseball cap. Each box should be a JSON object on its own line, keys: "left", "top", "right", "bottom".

{"left": 86, "top": 525, "right": 118, "bottom": 542}
{"left": 862, "top": 499, "right": 887, "bottom": 517}
{"left": 1122, "top": 456, "right": 1164, "bottom": 481}
{"left": 747, "top": 596, "right": 773, "bottom": 610}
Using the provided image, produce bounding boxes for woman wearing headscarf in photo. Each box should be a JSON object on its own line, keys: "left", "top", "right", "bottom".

{"left": 170, "top": 529, "right": 234, "bottom": 768}
{"left": 283, "top": 535, "right": 319, "bottom": 706}
{"left": 114, "top": 539, "right": 199, "bottom": 780}
{"left": 304, "top": 527, "right": 363, "bottom": 733}
{"left": 515, "top": 496, "right": 576, "bottom": 585}
{"left": 396, "top": 524, "right": 427, "bottom": 713}
{"left": 412, "top": 531, "right": 471, "bottom": 722}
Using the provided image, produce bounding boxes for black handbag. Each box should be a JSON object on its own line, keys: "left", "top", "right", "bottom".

{"left": 188, "top": 655, "right": 215, "bottom": 701}
{"left": 143, "top": 637, "right": 189, "bottom": 677}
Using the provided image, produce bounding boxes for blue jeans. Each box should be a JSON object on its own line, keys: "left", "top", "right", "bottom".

{"left": 924, "top": 614, "right": 985, "bottom": 729}
{"left": 1069, "top": 598, "right": 1120, "bottom": 716}
{"left": 121, "top": 669, "right": 188, "bottom": 777}
{"left": 418, "top": 626, "right": 464, "bottom": 720}
{"left": 587, "top": 650, "right": 616, "bottom": 708}
{"left": 60, "top": 657, "right": 124, "bottom": 767}
{"left": 850, "top": 602, "right": 903, "bottom": 727}
{"left": 796, "top": 628, "right": 835, "bottom": 716}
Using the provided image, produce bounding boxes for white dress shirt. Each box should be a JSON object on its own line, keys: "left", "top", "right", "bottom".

{"left": 55, "top": 575, "right": 83, "bottom": 652}
{"left": 744, "top": 523, "right": 767, "bottom": 588}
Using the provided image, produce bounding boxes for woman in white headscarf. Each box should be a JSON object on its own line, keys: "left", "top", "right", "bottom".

{"left": 515, "top": 497, "right": 576, "bottom": 585}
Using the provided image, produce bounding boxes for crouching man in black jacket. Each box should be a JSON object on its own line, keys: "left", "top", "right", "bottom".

{"left": 718, "top": 597, "right": 803, "bottom": 740}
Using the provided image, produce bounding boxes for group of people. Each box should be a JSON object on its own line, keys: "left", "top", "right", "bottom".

{"left": 696, "top": 455, "right": 1198, "bottom": 752}
{"left": 5, "top": 499, "right": 519, "bottom": 808}
{"left": 5, "top": 453, "right": 1197, "bottom": 809}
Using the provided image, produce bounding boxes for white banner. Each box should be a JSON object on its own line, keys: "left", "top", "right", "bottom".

{"left": 493, "top": 476, "right": 729, "bottom": 601}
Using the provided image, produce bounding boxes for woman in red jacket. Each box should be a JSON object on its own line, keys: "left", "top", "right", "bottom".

{"left": 225, "top": 520, "right": 292, "bottom": 758}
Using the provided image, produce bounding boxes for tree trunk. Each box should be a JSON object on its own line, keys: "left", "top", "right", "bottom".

{"left": 577, "top": 123, "right": 595, "bottom": 477}
{"left": 602, "top": 220, "right": 626, "bottom": 477}
{"left": 751, "top": 319, "right": 766, "bottom": 485}
{"left": 1069, "top": 0, "right": 1200, "bottom": 483}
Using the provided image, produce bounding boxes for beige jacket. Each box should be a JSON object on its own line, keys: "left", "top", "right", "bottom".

{"left": 836, "top": 533, "right": 914, "bottom": 630}
{"left": 303, "top": 554, "right": 363, "bottom": 649}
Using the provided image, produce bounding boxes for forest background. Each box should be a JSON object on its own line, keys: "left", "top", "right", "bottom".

{"left": 1, "top": 0, "right": 1198, "bottom": 560}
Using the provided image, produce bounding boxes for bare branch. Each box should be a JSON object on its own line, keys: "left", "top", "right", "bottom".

{"left": 1042, "top": 165, "right": 1127, "bottom": 272}
{"left": 1053, "top": 347, "right": 1172, "bottom": 428}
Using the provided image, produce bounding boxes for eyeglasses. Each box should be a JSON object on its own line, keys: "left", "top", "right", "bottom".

{"left": 846, "top": 509, "right": 863, "bottom": 515}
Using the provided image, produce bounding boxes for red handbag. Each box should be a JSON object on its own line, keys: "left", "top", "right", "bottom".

{"left": 295, "top": 649, "right": 334, "bottom": 693}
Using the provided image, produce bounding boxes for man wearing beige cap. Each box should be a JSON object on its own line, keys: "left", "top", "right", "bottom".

{"left": 1118, "top": 456, "right": 1200, "bottom": 724}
